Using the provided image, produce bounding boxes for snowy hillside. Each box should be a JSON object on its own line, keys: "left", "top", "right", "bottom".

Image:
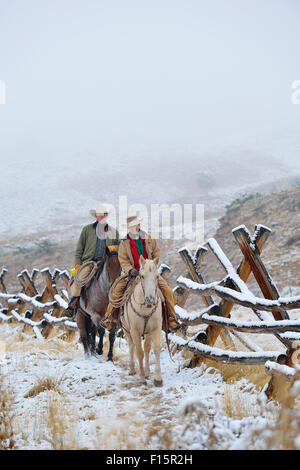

{"left": 0, "top": 146, "right": 298, "bottom": 241}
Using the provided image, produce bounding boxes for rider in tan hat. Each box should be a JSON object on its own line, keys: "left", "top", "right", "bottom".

{"left": 104, "top": 215, "right": 180, "bottom": 331}
{"left": 65, "top": 204, "right": 120, "bottom": 317}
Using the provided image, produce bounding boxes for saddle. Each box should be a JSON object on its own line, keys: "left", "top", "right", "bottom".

{"left": 79, "top": 259, "right": 106, "bottom": 309}
{"left": 117, "top": 278, "right": 166, "bottom": 328}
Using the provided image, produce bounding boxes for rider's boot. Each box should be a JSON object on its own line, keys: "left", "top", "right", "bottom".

{"left": 65, "top": 296, "right": 79, "bottom": 318}
{"left": 102, "top": 308, "right": 119, "bottom": 330}
{"left": 168, "top": 316, "right": 181, "bottom": 332}
{"left": 165, "top": 304, "right": 181, "bottom": 332}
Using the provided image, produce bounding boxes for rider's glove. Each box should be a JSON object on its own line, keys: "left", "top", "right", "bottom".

{"left": 70, "top": 264, "right": 81, "bottom": 277}
{"left": 128, "top": 268, "right": 139, "bottom": 280}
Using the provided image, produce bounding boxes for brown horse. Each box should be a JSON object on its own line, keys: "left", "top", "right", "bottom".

{"left": 75, "top": 248, "right": 121, "bottom": 360}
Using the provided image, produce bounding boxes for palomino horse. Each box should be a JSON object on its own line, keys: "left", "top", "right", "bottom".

{"left": 121, "top": 255, "right": 163, "bottom": 386}
{"left": 76, "top": 248, "right": 121, "bottom": 360}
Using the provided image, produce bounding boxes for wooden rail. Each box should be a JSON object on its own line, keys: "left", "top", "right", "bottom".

{"left": 172, "top": 223, "right": 300, "bottom": 401}
{"left": 0, "top": 268, "right": 77, "bottom": 339}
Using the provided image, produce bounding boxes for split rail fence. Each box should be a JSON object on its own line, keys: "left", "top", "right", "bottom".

{"left": 169, "top": 223, "right": 300, "bottom": 400}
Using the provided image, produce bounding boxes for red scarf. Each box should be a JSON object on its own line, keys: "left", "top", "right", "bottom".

{"left": 127, "top": 234, "right": 148, "bottom": 270}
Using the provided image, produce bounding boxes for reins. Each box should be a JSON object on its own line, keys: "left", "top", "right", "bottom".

{"left": 108, "top": 274, "right": 139, "bottom": 308}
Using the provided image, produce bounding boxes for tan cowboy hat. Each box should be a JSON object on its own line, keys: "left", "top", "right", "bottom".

{"left": 89, "top": 204, "right": 110, "bottom": 218}
{"left": 127, "top": 215, "right": 143, "bottom": 228}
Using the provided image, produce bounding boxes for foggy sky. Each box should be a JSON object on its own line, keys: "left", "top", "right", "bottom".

{"left": 0, "top": 0, "right": 300, "bottom": 168}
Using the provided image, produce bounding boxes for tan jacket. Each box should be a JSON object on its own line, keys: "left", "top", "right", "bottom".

{"left": 118, "top": 231, "right": 160, "bottom": 274}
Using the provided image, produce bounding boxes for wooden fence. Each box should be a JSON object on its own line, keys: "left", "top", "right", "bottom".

{"left": 0, "top": 267, "right": 77, "bottom": 340}
{"left": 169, "top": 223, "right": 300, "bottom": 401}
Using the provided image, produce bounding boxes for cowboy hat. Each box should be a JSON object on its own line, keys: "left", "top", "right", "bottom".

{"left": 90, "top": 204, "right": 110, "bottom": 218}
{"left": 127, "top": 215, "right": 143, "bottom": 228}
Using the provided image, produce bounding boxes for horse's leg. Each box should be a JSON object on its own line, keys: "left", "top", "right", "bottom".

{"left": 131, "top": 329, "right": 146, "bottom": 383}
{"left": 88, "top": 318, "right": 97, "bottom": 356}
{"left": 96, "top": 325, "right": 105, "bottom": 356}
{"left": 125, "top": 332, "right": 136, "bottom": 375}
{"left": 144, "top": 334, "right": 151, "bottom": 379}
{"left": 152, "top": 329, "right": 163, "bottom": 387}
{"left": 107, "top": 327, "right": 116, "bottom": 362}
{"left": 76, "top": 311, "right": 90, "bottom": 358}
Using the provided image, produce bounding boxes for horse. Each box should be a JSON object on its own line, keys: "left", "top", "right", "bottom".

{"left": 121, "top": 255, "right": 163, "bottom": 386}
{"left": 75, "top": 248, "right": 121, "bottom": 360}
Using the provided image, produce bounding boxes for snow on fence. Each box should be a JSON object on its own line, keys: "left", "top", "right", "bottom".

{"left": 0, "top": 222, "right": 300, "bottom": 401}
{"left": 0, "top": 267, "right": 77, "bottom": 340}
{"left": 170, "top": 223, "right": 300, "bottom": 401}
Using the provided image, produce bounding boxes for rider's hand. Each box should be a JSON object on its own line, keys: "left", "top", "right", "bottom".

{"left": 128, "top": 268, "right": 139, "bottom": 280}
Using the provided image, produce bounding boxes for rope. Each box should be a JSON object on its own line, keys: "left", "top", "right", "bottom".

{"left": 108, "top": 274, "right": 139, "bottom": 308}
{"left": 74, "top": 260, "right": 99, "bottom": 288}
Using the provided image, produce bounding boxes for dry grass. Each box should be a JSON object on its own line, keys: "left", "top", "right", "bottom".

{"left": 0, "top": 371, "right": 16, "bottom": 449}
{"left": 13, "top": 389, "right": 84, "bottom": 449}
{"left": 192, "top": 357, "right": 269, "bottom": 391}
{"left": 247, "top": 405, "right": 300, "bottom": 450}
{"left": 41, "top": 392, "right": 79, "bottom": 450}
{"left": 247, "top": 381, "right": 300, "bottom": 450}
{"left": 222, "top": 385, "right": 259, "bottom": 419}
{"left": 3, "top": 328, "right": 79, "bottom": 355}
{"left": 16, "top": 390, "right": 82, "bottom": 449}
{"left": 91, "top": 403, "right": 148, "bottom": 450}
{"left": 24, "top": 374, "right": 65, "bottom": 398}
{"left": 173, "top": 401, "right": 218, "bottom": 450}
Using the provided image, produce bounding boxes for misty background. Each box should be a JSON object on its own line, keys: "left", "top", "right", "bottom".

{"left": 0, "top": 0, "right": 300, "bottom": 239}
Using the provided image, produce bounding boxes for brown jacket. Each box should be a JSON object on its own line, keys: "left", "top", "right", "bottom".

{"left": 118, "top": 231, "right": 160, "bottom": 274}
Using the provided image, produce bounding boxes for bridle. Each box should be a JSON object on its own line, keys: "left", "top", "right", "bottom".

{"left": 132, "top": 275, "right": 159, "bottom": 308}
{"left": 124, "top": 274, "right": 160, "bottom": 338}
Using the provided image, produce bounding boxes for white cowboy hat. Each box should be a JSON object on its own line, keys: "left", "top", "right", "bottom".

{"left": 127, "top": 215, "right": 143, "bottom": 228}
{"left": 89, "top": 204, "right": 110, "bottom": 218}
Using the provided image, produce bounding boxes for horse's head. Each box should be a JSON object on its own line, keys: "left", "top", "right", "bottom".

{"left": 139, "top": 255, "right": 159, "bottom": 305}
{"left": 106, "top": 247, "right": 121, "bottom": 284}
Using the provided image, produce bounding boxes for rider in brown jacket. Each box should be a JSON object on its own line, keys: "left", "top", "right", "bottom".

{"left": 104, "top": 216, "right": 180, "bottom": 331}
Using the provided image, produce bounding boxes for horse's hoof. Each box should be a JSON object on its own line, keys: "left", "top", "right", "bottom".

{"left": 154, "top": 379, "right": 163, "bottom": 387}
{"left": 107, "top": 357, "right": 113, "bottom": 362}
{"left": 129, "top": 371, "right": 136, "bottom": 376}
{"left": 96, "top": 349, "right": 103, "bottom": 356}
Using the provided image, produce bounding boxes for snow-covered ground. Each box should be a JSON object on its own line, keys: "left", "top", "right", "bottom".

{"left": 0, "top": 321, "right": 289, "bottom": 450}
